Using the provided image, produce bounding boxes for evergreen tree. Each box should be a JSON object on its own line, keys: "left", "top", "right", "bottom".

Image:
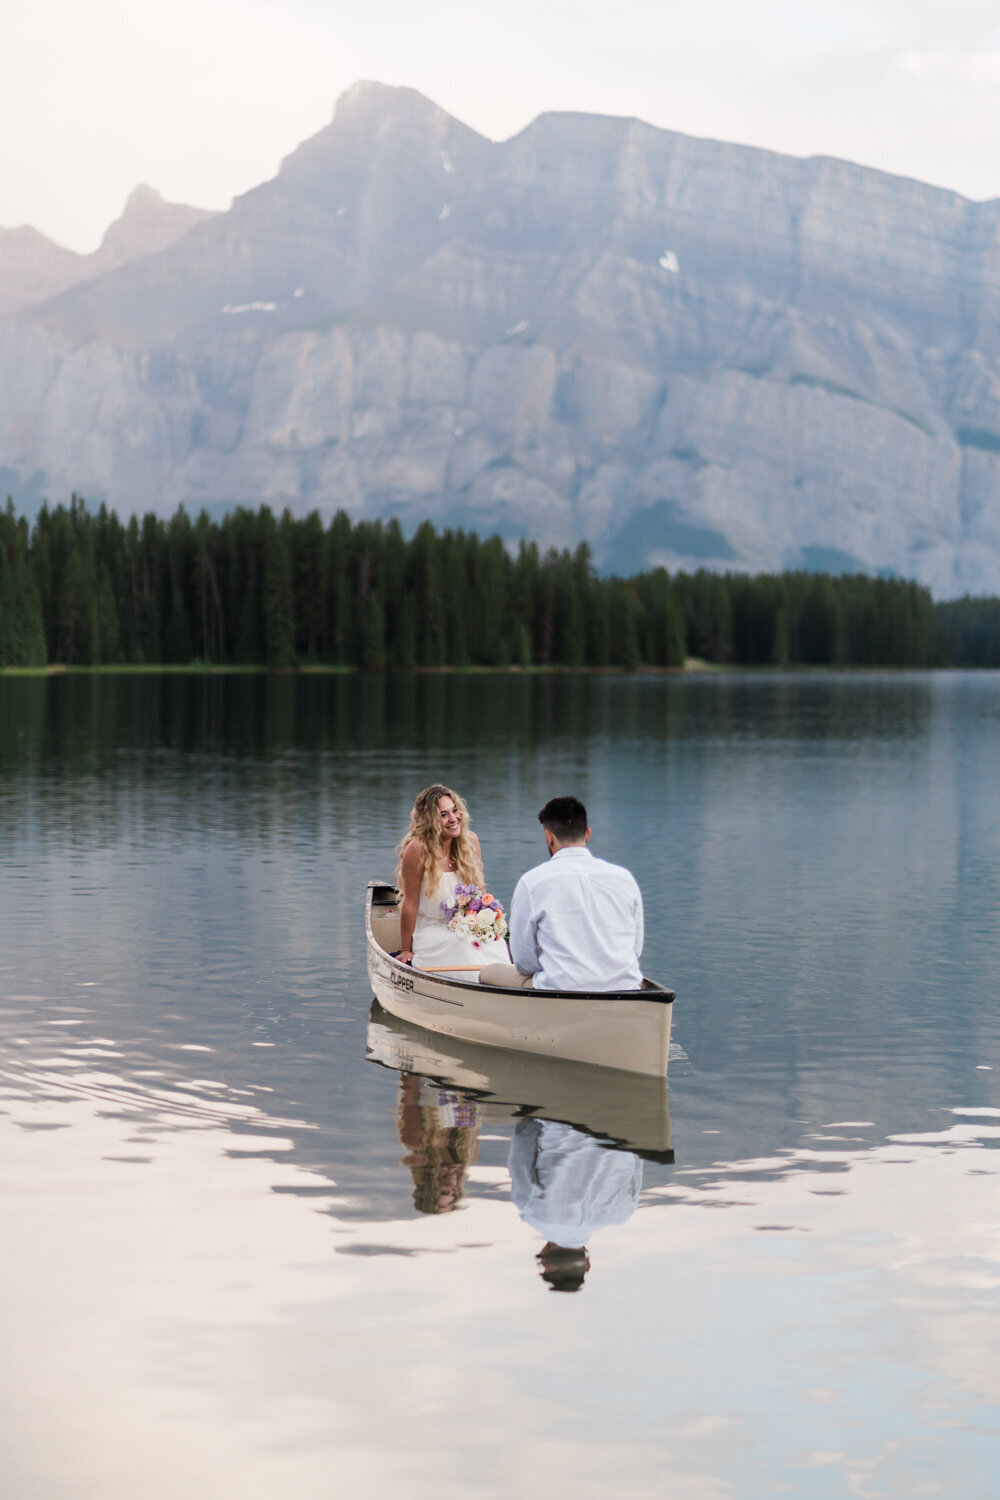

{"left": 510, "top": 621, "right": 532, "bottom": 668}
{"left": 164, "top": 508, "right": 193, "bottom": 663}
{"left": 379, "top": 519, "right": 408, "bottom": 667}
{"left": 232, "top": 510, "right": 262, "bottom": 664}
{"left": 192, "top": 509, "right": 226, "bottom": 662}
{"left": 409, "top": 521, "right": 446, "bottom": 666}
{"left": 55, "top": 496, "right": 99, "bottom": 663}
{"left": 0, "top": 502, "right": 46, "bottom": 666}
{"left": 440, "top": 530, "right": 469, "bottom": 666}
{"left": 290, "top": 510, "right": 326, "bottom": 661}
{"left": 608, "top": 579, "right": 641, "bottom": 668}
{"left": 635, "top": 568, "right": 686, "bottom": 666}
{"left": 1, "top": 495, "right": 963, "bottom": 674}
{"left": 136, "top": 512, "right": 164, "bottom": 663}
{"left": 326, "top": 510, "right": 354, "bottom": 664}
{"left": 361, "top": 588, "right": 387, "bottom": 670}
{"left": 475, "top": 535, "right": 510, "bottom": 665}
{"left": 95, "top": 563, "right": 122, "bottom": 664}
{"left": 260, "top": 508, "right": 295, "bottom": 669}
{"left": 937, "top": 596, "right": 1000, "bottom": 665}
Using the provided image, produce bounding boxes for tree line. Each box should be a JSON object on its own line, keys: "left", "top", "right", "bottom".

{"left": 0, "top": 496, "right": 996, "bottom": 670}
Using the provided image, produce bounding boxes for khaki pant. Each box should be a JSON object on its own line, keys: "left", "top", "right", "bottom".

{"left": 478, "top": 963, "right": 534, "bottom": 989}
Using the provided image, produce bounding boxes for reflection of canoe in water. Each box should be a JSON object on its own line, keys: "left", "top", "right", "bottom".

{"left": 366, "top": 999, "right": 673, "bottom": 1163}
{"left": 366, "top": 880, "right": 675, "bottom": 1077}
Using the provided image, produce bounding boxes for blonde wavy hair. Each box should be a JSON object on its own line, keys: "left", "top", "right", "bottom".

{"left": 395, "top": 783, "right": 482, "bottom": 896}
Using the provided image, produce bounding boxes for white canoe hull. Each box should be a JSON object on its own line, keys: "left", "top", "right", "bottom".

{"left": 366, "top": 880, "right": 674, "bottom": 1077}
{"left": 366, "top": 1001, "right": 673, "bottom": 1160}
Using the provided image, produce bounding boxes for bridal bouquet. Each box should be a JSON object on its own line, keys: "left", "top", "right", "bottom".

{"left": 440, "top": 884, "right": 509, "bottom": 948}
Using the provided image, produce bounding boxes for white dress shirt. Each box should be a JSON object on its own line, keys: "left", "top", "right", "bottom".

{"left": 508, "top": 1119, "right": 643, "bottom": 1248}
{"left": 509, "top": 845, "right": 644, "bottom": 991}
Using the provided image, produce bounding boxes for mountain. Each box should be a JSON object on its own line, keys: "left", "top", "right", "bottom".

{"left": 0, "top": 187, "right": 215, "bottom": 315}
{"left": 2, "top": 81, "right": 1000, "bottom": 594}
{"left": 0, "top": 226, "right": 82, "bottom": 315}
{"left": 86, "top": 185, "right": 217, "bottom": 278}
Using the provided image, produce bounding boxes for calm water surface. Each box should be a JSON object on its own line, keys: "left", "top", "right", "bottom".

{"left": 2, "top": 672, "right": 999, "bottom": 1498}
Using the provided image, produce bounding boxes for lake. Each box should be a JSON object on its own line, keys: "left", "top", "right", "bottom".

{"left": 2, "top": 670, "right": 999, "bottom": 1498}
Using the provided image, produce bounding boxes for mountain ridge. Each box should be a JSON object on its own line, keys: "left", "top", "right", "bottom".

{"left": 2, "top": 82, "right": 1000, "bottom": 594}
{"left": 0, "top": 185, "right": 216, "bottom": 315}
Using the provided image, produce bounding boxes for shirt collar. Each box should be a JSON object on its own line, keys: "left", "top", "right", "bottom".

{"left": 552, "top": 846, "right": 592, "bottom": 859}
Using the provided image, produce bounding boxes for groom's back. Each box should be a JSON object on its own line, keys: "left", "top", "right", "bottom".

{"left": 510, "top": 847, "right": 644, "bottom": 993}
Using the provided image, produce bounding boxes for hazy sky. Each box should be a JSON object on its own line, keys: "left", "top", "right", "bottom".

{"left": 5, "top": 0, "right": 1000, "bottom": 252}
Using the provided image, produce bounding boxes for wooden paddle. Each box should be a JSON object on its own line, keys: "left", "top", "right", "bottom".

{"left": 419, "top": 965, "right": 484, "bottom": 972}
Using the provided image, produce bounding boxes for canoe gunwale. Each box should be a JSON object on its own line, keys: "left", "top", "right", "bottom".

{"left": 366, "top": 879, "right": 675, "bottom": 1006}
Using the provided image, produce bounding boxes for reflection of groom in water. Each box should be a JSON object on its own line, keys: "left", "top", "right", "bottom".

{"left": 481, "top": 795, "right": 647, "bottom": 1283}
{"left": 480, "top": 795, "right": 645, "bottom": 991}
{"left": 509, "top": 1118, "right": 643, "bottom": 1291}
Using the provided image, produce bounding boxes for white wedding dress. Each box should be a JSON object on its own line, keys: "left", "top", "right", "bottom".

{"left": 412, "top": 870, "right": 509, "bottom": 977}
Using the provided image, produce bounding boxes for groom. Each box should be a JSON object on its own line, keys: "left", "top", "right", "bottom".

{"left": 480, "top": 796, "right": 644, "bottom": 991}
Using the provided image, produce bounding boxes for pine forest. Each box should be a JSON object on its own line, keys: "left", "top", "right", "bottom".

{"left": 2, "top": 497, "right": 998, "bottom": 671}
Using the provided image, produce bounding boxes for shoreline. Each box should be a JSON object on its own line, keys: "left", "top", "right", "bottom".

{"left": 2, "top": 660, "right": 995, "bottom": 679}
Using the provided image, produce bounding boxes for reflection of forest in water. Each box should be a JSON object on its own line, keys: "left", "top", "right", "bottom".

{"left": 1, "top": 669, "right": 940, "bottom": 848}
{"left": 3, "top": 668, "right": 941, "bottom": 754}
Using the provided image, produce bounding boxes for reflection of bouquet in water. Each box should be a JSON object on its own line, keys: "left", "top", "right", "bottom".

{"left": 440, "top": 884, "right": 509, "bottom": 948}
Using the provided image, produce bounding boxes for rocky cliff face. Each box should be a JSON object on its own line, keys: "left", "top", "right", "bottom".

{"left": 2, "top": 81, "right": 1000, "bottom": 594}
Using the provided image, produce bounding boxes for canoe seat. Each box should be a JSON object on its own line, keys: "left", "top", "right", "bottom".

{"left": 372, "top": 909, "right": 401, "bottom": 954}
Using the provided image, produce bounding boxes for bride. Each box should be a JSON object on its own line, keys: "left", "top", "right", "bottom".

{"left": 396, "top": 784, "right": 508, "bottom": 974}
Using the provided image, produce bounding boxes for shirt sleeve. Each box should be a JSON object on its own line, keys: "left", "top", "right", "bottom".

{"left": 632, "top": 877, "right": 644, "bottom": 962}
{"left": 509, "top": 877, "right": 540, "bottom": 975}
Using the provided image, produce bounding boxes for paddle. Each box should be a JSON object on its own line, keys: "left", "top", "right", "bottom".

{"left": 419, "top": 965, "right": 484, "bottom": 972}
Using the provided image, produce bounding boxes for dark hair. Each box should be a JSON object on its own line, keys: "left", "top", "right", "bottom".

{"left": 538, "top": 796, "right": 588, "bottom": 844}
{"left": 537, "top": 1244, "right": 590, "bottom": 1292}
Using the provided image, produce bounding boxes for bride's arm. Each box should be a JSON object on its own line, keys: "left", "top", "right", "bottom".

{"left": 397, "top": 839, "right": 423, "bottom": 963}
{"left": 469, "top": 831, "right": 485, "bottom": 884}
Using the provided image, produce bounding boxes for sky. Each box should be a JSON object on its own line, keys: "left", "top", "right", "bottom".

{"left": 5, "top": 0, "right": 1000, "bottom": 252}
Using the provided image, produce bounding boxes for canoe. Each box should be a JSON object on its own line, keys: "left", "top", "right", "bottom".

{"left": 366, "top": 1000, "right": 674, "bottom": 1162}
{"left": 365, "top": 879, "right": 675, "bottom": 1076}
